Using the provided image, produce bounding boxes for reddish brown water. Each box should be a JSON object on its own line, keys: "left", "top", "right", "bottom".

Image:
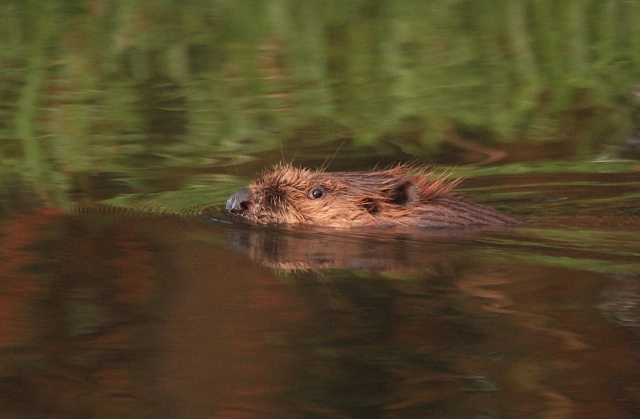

{"left": 1, "top": 168, "right": 639, "bottom": 419}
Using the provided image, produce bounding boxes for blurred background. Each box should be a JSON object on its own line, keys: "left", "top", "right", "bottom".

{"left": 1, "top": 0, "right": 640, "bottom": 212}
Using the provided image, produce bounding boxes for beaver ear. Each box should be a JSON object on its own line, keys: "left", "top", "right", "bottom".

{"left": 387, "top": 180, "right": 418, "bottom": 206}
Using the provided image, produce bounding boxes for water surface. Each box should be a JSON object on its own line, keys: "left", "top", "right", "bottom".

{"left": 2, "top": 2, "right": 640, "bottom": 417}
{"left": 1, "top": 164, "right": 639, "bottom": 419}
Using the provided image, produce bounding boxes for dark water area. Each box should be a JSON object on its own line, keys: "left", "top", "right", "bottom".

{"left": 1, "top": 165, "right": 640, "bottom": 419}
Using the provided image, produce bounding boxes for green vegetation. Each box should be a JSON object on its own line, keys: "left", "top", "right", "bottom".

{"left": 1, "top": 0, "right": 639, "bottom": 207}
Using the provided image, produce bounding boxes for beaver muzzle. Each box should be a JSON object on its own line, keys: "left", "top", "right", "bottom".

{"left": 226, "top": 187, "right": 254, "bottom": 216}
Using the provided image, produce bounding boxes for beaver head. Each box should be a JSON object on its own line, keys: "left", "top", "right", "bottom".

{"left": 226, "top": 164, "right": 516, "bottom": 228}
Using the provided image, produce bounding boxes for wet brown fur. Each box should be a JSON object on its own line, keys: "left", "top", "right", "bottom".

{"left": 227, "top": 164, "right": 517, "bottom": 228}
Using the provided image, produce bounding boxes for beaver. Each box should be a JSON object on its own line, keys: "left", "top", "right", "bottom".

{"left": 226, "top": 164, "right": 517, "bottom": 228}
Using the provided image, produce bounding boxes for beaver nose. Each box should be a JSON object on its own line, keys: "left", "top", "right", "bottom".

{"left": 226, "top": 187, "right": 254, "bottom": 215}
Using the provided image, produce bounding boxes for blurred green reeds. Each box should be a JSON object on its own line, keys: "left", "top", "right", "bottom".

{"left": 1, "top": 0, "right": 639, "bottom": 206}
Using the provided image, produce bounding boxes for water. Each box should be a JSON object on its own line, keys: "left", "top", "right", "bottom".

{"left": 2, "top": 2, "right": 640, "bottom": 417}
{"left": 1, "top": 164, "right": 639, "bottom": 419}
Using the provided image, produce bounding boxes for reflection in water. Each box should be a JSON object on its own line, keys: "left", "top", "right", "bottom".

{"left": 225, "top": 223, "right": 501, "bottom": 272}
{"left": 598, "top": 274, "right": 640, "bottom": 327}
{"left": 1, "top": 193, "right": 640, "bottom": 418}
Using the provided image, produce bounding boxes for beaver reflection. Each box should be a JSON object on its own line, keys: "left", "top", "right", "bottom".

{"left": 226, "top": 225, "right": 478, "bottom": 272}
{"left": 227, "top": 164, "right": 517, "bottom": 228}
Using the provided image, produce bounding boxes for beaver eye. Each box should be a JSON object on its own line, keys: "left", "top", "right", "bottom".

{"left": 309, "top": 188, "right": 324, "bottom": 199}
